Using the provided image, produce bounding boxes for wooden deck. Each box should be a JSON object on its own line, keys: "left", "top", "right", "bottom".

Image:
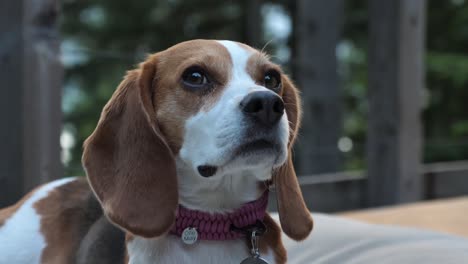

{"left": 338, "top": 196, "right": 468, "bottom": 237}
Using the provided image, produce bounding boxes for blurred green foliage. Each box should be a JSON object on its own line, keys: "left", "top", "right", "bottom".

{"left": 60, "top": 0, "right": 468, "bottom": 176}
{"left": 425, "top": 0, "right": 468, "bottom": 162}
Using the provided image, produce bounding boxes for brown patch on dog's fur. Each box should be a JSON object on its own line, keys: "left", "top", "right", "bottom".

{"left": 34, "top": 178, "right": 96, "bottom": 264}
{"left": 0, "top": 188, "right": 37, "bottom": 228}
{"left": 153, "top": 40, "right": 233, "bottom": 153}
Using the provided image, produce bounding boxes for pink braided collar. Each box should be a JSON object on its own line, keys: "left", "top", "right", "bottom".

{"left": 170, "top": 191, "right": 269, "bottom": 241}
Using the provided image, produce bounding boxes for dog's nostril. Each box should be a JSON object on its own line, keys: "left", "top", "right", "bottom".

{"left": 241, "top": 97, "right": 263, "bottom": 113}
{"left": 273, "top": 99, "right": 284, "bottom": 114}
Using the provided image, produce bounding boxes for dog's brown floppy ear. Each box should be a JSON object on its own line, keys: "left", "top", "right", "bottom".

{"left": 82, "top": 56, "right": 178, "bottom": 238}
{"left": 274, "top": 75, "right": 313, "bottom": 241}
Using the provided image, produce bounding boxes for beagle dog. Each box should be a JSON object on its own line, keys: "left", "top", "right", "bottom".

{"left": 0, "top": 40, "right": 313, "bottom": 264}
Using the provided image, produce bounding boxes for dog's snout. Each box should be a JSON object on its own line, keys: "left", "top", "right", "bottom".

{"left": 240, "top": 91, "right": 284, "bottom": 126}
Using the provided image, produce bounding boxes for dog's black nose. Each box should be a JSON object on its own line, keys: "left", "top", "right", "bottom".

{"left": 240, "top": 91, "right": 284, "bottom": 126}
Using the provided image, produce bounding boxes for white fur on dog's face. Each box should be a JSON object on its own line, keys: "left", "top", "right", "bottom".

{"left": 174, "top": 41, "right": 290, "bottom": 212}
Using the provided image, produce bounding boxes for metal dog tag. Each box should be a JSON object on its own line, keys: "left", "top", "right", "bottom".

{"left": 240, "top": 256, "right": 269, "bottom": 264}
{"left": 240, "top": 230, "right": 270, "bottom": 264}
{"left": 181, "top": 227, "right": 198, "bottom": 245}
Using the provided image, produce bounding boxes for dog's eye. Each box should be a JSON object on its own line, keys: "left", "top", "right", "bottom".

{"left": 264, "top": 70, "right": 281, "bottom": 91}
{"left": 182, "top": 67, "right": 210, "bottom": 88}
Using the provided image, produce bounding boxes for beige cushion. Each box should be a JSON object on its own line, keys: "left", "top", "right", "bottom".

{"left": 273, "top": 213, "right": 468, "bottom": 264}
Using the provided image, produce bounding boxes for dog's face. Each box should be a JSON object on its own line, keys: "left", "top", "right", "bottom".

{"left": 83, "top": 40, "right": 312, "bottom": 241}
{"left": 154, "top": 40, "right": 289, "bottom": 181}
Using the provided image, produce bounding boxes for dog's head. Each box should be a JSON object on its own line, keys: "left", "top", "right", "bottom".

{"left": 83, "top": 40, "right": 312, "bottom": 241}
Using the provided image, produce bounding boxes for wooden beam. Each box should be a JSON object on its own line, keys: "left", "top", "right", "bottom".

{"left": 269, "top": 174, "right": 366, "bottom": 213}
{"left": 269, "top": 161, "right": 468, "bottom": 213}
{"left": 367, "top": 0, "right": 426, "bottom": 206}
{"left": 0, "top": 0, "right": 62, "bottom": 207}
{"left": 293, "top": 0, "right": 344, "bottom": 175}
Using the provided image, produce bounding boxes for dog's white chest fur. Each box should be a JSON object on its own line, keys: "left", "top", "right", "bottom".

{"left": 127, "top": 235, "right": 274, "bottom": 264}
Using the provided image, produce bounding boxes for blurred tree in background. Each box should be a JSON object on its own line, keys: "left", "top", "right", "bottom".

{"left": 60, "top": 0, "right": 468, "bottom": 176}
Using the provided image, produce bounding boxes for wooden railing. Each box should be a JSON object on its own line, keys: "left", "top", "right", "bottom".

{"left": 269, "top": 160, "right": 468, "bottom": 212}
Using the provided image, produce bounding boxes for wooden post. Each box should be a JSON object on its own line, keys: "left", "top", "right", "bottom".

{"left": 367, "top": 0, "right": 426, "bottom": 206}
{"left": 294, "top": 0, "right": 344, "bottom": 175}
{"left": 0, "top": 0, "right": 62, "bottom": 207}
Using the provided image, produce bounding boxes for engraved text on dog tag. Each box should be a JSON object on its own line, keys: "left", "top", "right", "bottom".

{"left": 181, "top": 227, "right": 198, "bottom": 244}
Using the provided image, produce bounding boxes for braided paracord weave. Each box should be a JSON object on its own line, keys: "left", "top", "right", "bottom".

{"left": 170, "top": 191, "right": 269, "bottom": 241}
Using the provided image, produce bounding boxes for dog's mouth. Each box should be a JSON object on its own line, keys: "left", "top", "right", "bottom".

{"left": 197, "top": 139, "right": 280, "bottom": 178}
{"left": 227, "top": 139, "right": 282, "bottom": 166}
{"left": 235, "top": 139, "right": 278, "bottom": 156}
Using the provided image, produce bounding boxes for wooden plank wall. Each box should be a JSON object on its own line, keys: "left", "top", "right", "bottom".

{"left": 269, "top": 161, "right": 468, "bottom": 213}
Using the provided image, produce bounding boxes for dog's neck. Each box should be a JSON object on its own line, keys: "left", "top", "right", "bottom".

{"left": 175, "top": 157, "right": 270, "bottom": 214}
{"left": 126, "top": 159, "right": 275, "bottom": 263}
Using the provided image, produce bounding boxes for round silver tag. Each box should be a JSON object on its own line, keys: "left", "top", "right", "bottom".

{"left": 181, "top": 227, "right": 198, "bottom": 245}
